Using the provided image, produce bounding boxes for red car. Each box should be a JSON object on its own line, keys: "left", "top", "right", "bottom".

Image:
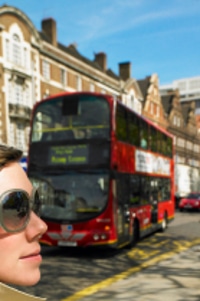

{"left": 179, "top": 192, "right": 200, "bottom": 211}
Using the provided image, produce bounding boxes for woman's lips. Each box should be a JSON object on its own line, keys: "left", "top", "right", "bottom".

{"left": 20, "top": 250, "right": 42, "bottom": 262}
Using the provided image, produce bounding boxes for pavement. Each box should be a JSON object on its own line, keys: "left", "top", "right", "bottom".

{"left": 18, "top": 211, "right": 200, "bottom": 301}
{"left": 61, "top": 212, "right": 200, "bottom": 301}
{"left": 65, "top": 244, "right": 200, "bottom": 301}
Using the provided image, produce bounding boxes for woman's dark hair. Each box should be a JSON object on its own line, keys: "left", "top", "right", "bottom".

{"left": 0, "top": 145, "right": 23, "bottom": 167}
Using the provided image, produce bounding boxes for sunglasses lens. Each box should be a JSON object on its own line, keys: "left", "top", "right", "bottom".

{"left": 2, "top": 191, "right": 29, "bottom": 232}
{"left": 32, "top": 190, "right": 42, "bottom": 216}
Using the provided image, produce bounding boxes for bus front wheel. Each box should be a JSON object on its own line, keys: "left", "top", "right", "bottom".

{"left": 160, "top": 213, "right": 168, "bottom": 232}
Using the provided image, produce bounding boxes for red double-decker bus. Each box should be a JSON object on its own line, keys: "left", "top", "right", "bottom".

{"left": 28, "top": 92, "right": 175, "bottom": 248}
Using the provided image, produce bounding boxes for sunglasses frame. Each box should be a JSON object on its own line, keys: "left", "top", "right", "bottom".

{"left": 0, "top": 187, "right": 41, "bottom": 233}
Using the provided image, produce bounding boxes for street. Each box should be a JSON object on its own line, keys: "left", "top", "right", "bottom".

{"left": 18, "top": 211, "right": 200, "bottom": 301}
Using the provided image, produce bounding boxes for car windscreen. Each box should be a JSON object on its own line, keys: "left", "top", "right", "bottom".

{"left": 186, "top": 193, "right": 200, "bottom": 199}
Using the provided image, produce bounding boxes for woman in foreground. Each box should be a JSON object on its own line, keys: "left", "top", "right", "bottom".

{"left": 0, "top": 145, "right": 47, "bottom": 300}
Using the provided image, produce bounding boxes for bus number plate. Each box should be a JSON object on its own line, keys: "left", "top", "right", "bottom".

{"left": 58, "top": 241, "right": 77, "bottom": 247}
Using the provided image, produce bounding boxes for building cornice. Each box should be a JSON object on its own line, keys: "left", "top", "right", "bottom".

{"left": 40, "top": 45, "right": 121, "bottom": 93}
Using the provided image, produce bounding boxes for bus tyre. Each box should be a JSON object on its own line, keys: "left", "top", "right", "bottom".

{"left": 160, "top": 213, "right": 168, "bottom": 232}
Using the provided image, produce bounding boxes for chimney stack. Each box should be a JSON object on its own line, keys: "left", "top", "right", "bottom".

{"left": 94, "top": 52, "right": 107, "bottom": 72}
{"left": 42, "top": 18, "right": 57, "bottom": 46}
{"left": 119, "top": 62, "right": 131, "bottom": 80}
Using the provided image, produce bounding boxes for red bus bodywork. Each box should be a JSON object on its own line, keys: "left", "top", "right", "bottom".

{"left": 28, "top": 92, "right": 175, "bottom": 248}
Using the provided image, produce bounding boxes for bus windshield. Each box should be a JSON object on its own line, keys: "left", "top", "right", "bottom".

{"left": 30, "top": 171, "right": 109, "bottom": 222}
{"left": 31, "top": 94, "right": 110, "bottom": 142}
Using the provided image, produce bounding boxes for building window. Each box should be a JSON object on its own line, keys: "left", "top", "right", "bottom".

{"left": 5, "top": 39, "right": 10, "bottom": 61}
{"left": 150, "top": 102, "right": 154, "bottom": 114}
{"left": 23, "top": 47, "right": 28, "bottom": 68}
{"left": 189, "top": 79, "right": 200, "bottom": 90}
{"left": 8, "top": 80, "right": 12, "bottom": 103}
{"left": 76, "top": 75, "right": 82, "bottom": 91}
{"left": 42, "top": 60, "right": 50, "bottom": 80}
{"left": 90, "top": 83, "right": 95, "bottom": 92}
{"left": 7, "top": 77, "right": 30, "bottom": 107}
{"left": 12, "top": 34, "right": 21, "bottom": 66}
{"left": 16, "top": 123, "right": 25, "bottom": 150}
{"left": 177, "top": 137, "right": 185, "bottom": 147}
{"left": 173, "top": 115, "right": 181, "bottom": 127}
{"left": 9, "top": 122, "right": 15, "bottom": 146}
{"left": 156, "top": 105, "right": 160, "bottom": 117}
{"left": 177, "top": 117, "right": 181, "bottom": 127}
{"left": 186, "top": 141, "right": 192, "bottom": 150}
{"left": 177, "top": 81, "right": 186, "bottom": 90}
{"left": 194, "top": 144, "right": 199, "bottom": 153}
{"left": 60, "top": 68, "right": 66, "bottom": 86}
{"left": 174, "top": 136, "right": 177, "bottom": 145}
{"left": 15, "top": 82, "right": 23, "bottom": 105}
{"left": 173, "top": 115, "right": 177, "bottom": 125}
{"left": 25, "top": 85, "right": 30, "bottom": 106}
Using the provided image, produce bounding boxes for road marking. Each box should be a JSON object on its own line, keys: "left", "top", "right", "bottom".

{"left": 127, "top": 248, "right": 160, "bottom": 260}
{"left": 61, "top": 238, "right": 200, "bottom": 301}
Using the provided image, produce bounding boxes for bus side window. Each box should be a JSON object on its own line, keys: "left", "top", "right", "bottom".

{"left": 140, "top": 120, "right": 148, "bottom": 150}
{"left": 149, "top": 126, "right": 157, "bottom": 152}
{"left": 116, "top": 104, "right": 128, "bottom": 142}
{"left": 157, "top": 131, "right": 163, "bottom": 154}
{"left": 128, "top": 111, "right": 140, "bottom": 147}
{"left": 116, "top": 174, "right": 130, "bottom": 206}
{"left": 140, "top": 131, "right": 148, "bottom": 149}
{"left": 162, "top": 178, "right": 171, "bottom": 200}
{"left": 130, "top": 175, "right": 140, "bottom": 205}
{"left": 141, "top": 176, "right": 150, "bottom": 205}
{"left": 166, "top": 137, "right": 173, "bottom": 157}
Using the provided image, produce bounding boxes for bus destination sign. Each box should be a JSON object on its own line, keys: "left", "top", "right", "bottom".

{"left": 48, "top": 145, "right": 88, "bottom": 165}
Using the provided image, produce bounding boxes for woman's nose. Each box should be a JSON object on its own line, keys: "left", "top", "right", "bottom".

{"left": 25, "top": 211, "right": 48, "bottom": 240}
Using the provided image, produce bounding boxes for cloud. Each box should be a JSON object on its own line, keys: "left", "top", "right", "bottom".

{"left": 67, "top": 1, "right": 200, "bottom": 44}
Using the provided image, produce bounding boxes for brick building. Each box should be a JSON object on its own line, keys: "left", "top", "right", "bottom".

{"left": 0, "top": 4, "right": 199, "bottom": 196}
{"left": 161, "top": 90, "right": 200, "bottom": 195}
{"left": 138, "top": 75, "right": 200, "bottom": 196}
{"left": 137, "top": 74, "right": 168, "bottom": 129}
{"left": 0, "top": 5, "right": 142, "bottom": 155}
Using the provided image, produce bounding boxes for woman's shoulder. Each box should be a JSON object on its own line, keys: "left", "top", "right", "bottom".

{"left": 0, "top": 282, "right": 46, "bottom": 301}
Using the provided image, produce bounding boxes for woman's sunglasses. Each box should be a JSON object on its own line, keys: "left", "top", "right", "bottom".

{"left": 0, "top": 188, "right": 41, "bottom": 233}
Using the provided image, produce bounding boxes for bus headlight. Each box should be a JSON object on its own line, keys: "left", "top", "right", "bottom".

{"left": 93, "top": 234, "right": 100, "bottom": 241}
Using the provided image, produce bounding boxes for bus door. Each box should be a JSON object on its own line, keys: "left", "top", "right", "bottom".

{"left": 139, "top": 176, "right": 152, "bottom": 230}
{"left": 116, "top": 174, "right": 130, "bottom": 244}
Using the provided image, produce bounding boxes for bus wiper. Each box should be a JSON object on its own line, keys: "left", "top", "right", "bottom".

{"left": 76, "top": 207, "right": 100, "bottom": 213}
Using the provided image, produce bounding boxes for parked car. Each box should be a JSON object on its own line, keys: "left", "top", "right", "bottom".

{"left": 179, "top": 192, "right": 200, "bottom": 211}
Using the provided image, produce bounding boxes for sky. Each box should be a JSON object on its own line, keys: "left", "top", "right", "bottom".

{"left": 1, "top": 0, "right": 200, "bottom": 85}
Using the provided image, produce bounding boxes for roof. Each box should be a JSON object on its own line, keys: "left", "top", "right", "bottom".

{"left": 161, "top": 94, "right": 173, "bottom": 115}
{"left": 137, "top": 76, "right": 151, "bottom": 98}
{"left": 181, "top": 102, "right": 194, "bottom": 124}
{"left": 39, "top": 32, "right": 119, "bottom": 80}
